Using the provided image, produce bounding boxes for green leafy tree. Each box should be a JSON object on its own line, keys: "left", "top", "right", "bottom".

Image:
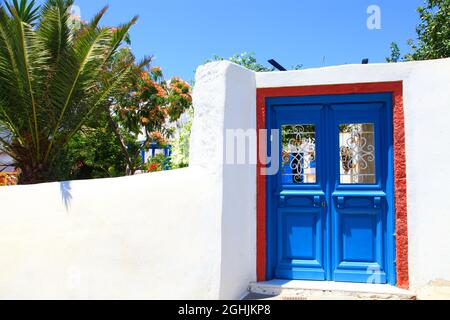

{"left": 53, "top": 115, "right": 141, "bottom": 180}
{"left": 413, "top": 0, "right": 450, "bottom": 59}
{"left": 168, "top": 52, "right": 302, "bottom": 169}
{"left": 169, "top": 52, "right": 303, "bottom": 169}
{"left": 387, "top": 0, "right": 449, "bottom": 62}
{"left": 0, "top": 0, "right": 138, "bottom": 184}
{"left": 171, "top": 107, "right": 193, "bottom": 168}
{"left": 386, "top": 42, "right": 402, "bottom": 63}
{"left": 207, "top": 52, "right": 273, "bottom": 72}
{"left": 207, "top": 52, "right": 303, "bottom": 72}
{"left": 106, "top": 48, "right": 192, "bottom": 175}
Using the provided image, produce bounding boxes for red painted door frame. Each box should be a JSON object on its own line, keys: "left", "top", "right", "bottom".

{"left": 256, "top": 81, "right": 409, "bottom": 289}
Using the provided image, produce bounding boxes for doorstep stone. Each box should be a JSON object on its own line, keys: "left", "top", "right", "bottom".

{"left": 247, "top": 280, "right": 416, "bottom": 300}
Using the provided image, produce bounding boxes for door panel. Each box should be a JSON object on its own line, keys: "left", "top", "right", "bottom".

{"left": 330, "top": 102, "right": 388, "bottom": 283}
{"left": 276, "top": 207, "right": 325, "bottom": 280}
{"left": 267, "top": 93, "right": 395, "bottom": 285}
{"left": 270, "top": 104, "right": 327, "bottom": 281}
{"left": 333, "top": 207, "right": 386, "bottom": 283}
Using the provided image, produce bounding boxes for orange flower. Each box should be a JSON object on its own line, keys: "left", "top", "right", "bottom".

{"left": 172, "top": 86, "right": 182, "bottom": 94}
{"left": 140, "top": 117, "right": 150, "bottom": 125}
{"left": 149, "top": 131, "right": 168, "bottom": 146}
{"left": 140, "top": 71, "right": 149, "bottom": 80}
{"left": 155, "top": 84, "right": 166, "bottom": 97}
{"left": 151, "top": 66, "right": 161, "bottom": 73}
{"left": 180, "top": 93, "right": 192, "bottom": 102}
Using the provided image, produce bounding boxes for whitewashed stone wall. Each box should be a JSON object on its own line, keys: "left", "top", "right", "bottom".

{"left": 0, "top": 61, "right": 256, "bottom": 300}
{"left": 0, "top": 58, "right": 449, "bottom": 299}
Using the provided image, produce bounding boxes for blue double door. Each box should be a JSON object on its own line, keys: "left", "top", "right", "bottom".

{"left": 267, "top": 93, "right": 396, "bottom": 285}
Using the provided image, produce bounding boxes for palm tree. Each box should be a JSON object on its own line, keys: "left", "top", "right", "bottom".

{"left": 0, "top": 0, "right": 140, "bottom": 184}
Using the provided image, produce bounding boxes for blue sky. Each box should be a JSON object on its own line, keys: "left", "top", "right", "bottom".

{"left": 38, "top": 0, "right": 425, "bottom": 80}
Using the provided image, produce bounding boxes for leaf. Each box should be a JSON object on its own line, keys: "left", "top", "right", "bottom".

{"left": 5, "top": 0, "right": 40, "bottom": 25}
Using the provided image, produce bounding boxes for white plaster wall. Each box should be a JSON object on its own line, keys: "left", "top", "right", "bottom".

{"left": 401, "top": 60, "right": 450, "bottom": 289}
{"left": 0, "top": 169, "right": 223, "bottom": 299}
{"left": 0, "top": 61, "right": 257, "bottom": 300}
{"left": 257, "top": 58, "right": 450, "bottom": 289}
{"left": 220, "top": 64, "right": 256, "bottom": 299}
{"left": 190, "top": 62, "right": 257, "bottom": 299}
{"left": 1, "top": 59, "right": 449, "bottom": 298}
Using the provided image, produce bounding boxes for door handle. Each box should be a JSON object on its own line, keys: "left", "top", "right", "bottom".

{"left": 334, "top": 195, "right": 383, "bottom": 209}
{"left": 337, "top": 196, "right": 345, "bottom": 209}
{"left": 280, "top": 195, "right": 286, "bottom": 206}
{"left": 276, "top": 193, "right": 326, "bottom": 208}
{"left": 374, "top": 197, "right": 381, "bottom": 209}
{"left": 314, "top": 196, "right": 321, "bottom": 208}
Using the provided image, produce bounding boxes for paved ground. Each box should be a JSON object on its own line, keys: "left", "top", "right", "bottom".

{"left": 416, "top": 280, "right": 450, "bottom": 300}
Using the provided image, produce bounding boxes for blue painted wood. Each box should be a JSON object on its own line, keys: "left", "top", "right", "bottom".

{"left": 140, "top": 142, "right": 173, "bottom": 170}
{"left": 266, "top": 93, "right": 395, "bottom": 285}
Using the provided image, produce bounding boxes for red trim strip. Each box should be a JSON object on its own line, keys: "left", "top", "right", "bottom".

{"left": 256, "top": 82, "right": 409, "bottom": 289}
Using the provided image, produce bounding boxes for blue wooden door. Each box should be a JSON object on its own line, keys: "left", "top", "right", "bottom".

{"left": 266, "top": 93, "right": 395, "bottom": 285}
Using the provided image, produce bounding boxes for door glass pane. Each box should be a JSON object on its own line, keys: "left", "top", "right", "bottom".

{"left": 282, "top": 125, "right": 316, "bottom": 184}
{"left": 339, "top": 123, "right": 376, "bottom": 184}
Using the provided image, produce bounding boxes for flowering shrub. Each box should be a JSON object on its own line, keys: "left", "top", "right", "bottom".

{"left": 106, "top": 52, "right": 192, "bottom": 175}
{"left": 143, "top": 153, "right": 170, "bottom": 173}
{"left": 148, "top": 131, "right": 168, "bottom": 148}
{"left": 113, "top": 66, "right": 192, "bottom": 142}
{"left": 147, "top": 163, "right": 160, "bottom": 173}
{"left": 168, "top": 77, "right": 192, "bottom": 122}
{"left": 0, "top": 172, "right": 19, "bottom": 187}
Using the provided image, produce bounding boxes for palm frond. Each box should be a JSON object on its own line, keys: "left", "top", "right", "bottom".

{"left": 0, "top": 0, "right": 140, "bottom": 183}
{"left": 89, "top": 5, "right": 108, "bottom": 29}
{"left": 0, "top": 6, "right": 28, "bottom": 139}
{"left": 44, "top": 26, "right": 114, "bottom": 160}
{"left": 65, "top": 61, "right": 135, "bottom": 146}
{"left": 9, "top": 7, "right": 50, "bottom": 159}
{"left": 107, "top": 16, "right": 138, "bottom": 60}
{"left": 0, "top": 97, "right": 24, "bottom": 146}
{"left": 45, "top": 14, "right": 139, "bottom": 161}
{"left": 5, "top": 0, "right": 40, "bottom": 25}
{"left": 136, "top": 55, "right": 153, "bottom": 70}
{"left": 37, "top": 0, "right": 73, "bottom": 61}
{"left": 0, "top": 4, "right": 49, "bottom": 157}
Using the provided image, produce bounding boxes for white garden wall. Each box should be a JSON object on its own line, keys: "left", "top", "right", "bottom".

{"left": 190, "top": 61, "right": 257, "bottom": 299}
{"left": 0, "top": 61, "right": 256, "bottom": 300}
{"left": 0, "top": 58, "right": 449, "bottom": 299}
{"left": 0, "top": 169, "right": 223, "bottom": 299}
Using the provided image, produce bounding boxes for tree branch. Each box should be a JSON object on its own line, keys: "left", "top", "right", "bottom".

{"left": 106, "top": 110, "right": 135, "bottom": 175}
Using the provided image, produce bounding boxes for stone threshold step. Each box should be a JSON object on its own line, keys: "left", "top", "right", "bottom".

{"left": 248, "top": 280, "right": 416, "bottom": 300}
